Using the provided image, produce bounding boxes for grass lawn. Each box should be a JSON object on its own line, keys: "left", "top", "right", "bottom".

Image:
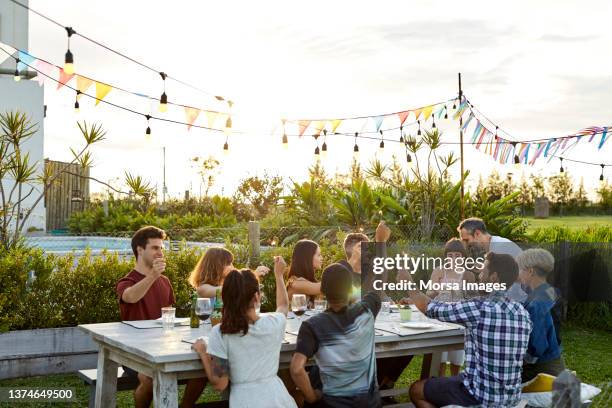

{"left": 1, "top": 324, "right": 610, "bottom": 407}
{"left": 523, "top": 215, "right": 612, "bottom": 232}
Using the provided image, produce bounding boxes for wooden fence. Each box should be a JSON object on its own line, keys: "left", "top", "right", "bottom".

{"left": 44, "top": 159, "right": 90, "bottom": 231}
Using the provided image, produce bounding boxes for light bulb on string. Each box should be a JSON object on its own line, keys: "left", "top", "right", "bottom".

{"left": 63, "top": 27, "right": 75, "bottom": 75}
{"left": 13, "top": 59, "right": 20, "bottom": 82}
{"left": 559, "top": 157, "right": 564, "bottom": 173}
{"left": 452, "top": 99, "right": 457, "bottom": 110}
{"left": 444, "top": 105, "right": 448, "bottom": 119}
{"left": 406, "top": 153, "right": 414, "bottom": 170}
{"left": 399, "top": 126, "right": 404, "bottom": 144}
{"left": 158, "top": 72, "right": 168, "bottom": 112}
{"left": 417, "top": 120, "right": 421, "bottom": 136}
{"left": 281, "top": 119, "right": 288, "bottom": 149}
{"left": 314, "top": 145, "right": 320, "bottom": 157}
{"left": 74, "top": 91, "right": 81, "bottom": 113}
{"left": 353, "top": 132, "right": 360, "bottom": 160}
{"left": 145, "top": 115, "right": 152, "bottom": 139}
{"left": 600, "top": 164, "right": 605, "bottom": 183}
{"left": 321, "top": 141, "right": 328, "bottom": 157}
{"left": 378, "top": 130, "right": 385, "bottom": 154}
{"left": 224, "top": 100, "right": 234, "bottom": 136}
{"left": 432, "top": 116, "right": 436, "bottom": 129}
{"left": 223, "top": 137, "right": 230, "bottom": 156}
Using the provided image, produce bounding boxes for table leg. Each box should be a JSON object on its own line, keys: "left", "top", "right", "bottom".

{"left": 95, "top": 346, "right": 118, "bottom": 408}
{"left": 153, "top": 370, "right": 178, "bottom": 408}
{"left": 419, "top": 352, "right": 442, "bottom": 379}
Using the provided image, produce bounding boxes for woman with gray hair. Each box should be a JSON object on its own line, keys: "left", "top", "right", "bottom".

{"left": 517, "top": 248, "right": 565, "bottom": 382}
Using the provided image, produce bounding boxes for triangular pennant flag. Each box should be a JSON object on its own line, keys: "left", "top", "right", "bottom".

{"left": 472, "top": 122, "right": 483, "bottom": 143}
{"left": 598, "top": 127, "right": 608, "bottom": 149}
{"left": 57, "top": 68, "right": 75, "bottom": 90}
{"left": 462, "top": 112, "right": 474, "bottom": 130}
{"left": 436, "top": 104, "right": 445, "bottom": 119}
{"left": 298, "top": 120, "right": 311, "bottom": 137}
{"left": 184, "top": 107, "right": 201, "bottom": 130}
{"left": 413, "top": 108, "right": 423, "bottom": 121}
{"left": 76, "top": 76, "right": 94, "bottom": 95}
{"left": 329, "top": 119, "right": 342, "bottom": 133}
{"left": 35, "top": 59, "right": 55, "bottom": 86}
{"left": 373, "top": 116, "right": 385, "bottom": 133}
{"left": 543, "top": 139, "right": 554, "bottom": 157}
{"left": 522, "top": 143, "right": 531, "bottom": 164}
{"left": 17, "top": 50, "right": 35, "bottom": 71}
{"left": 422, "top": 105, "right": 434, "bottom": 121}
{"left": 94, "top": 82, "right": 112, "bottom": 105}
{"left": 205, "top": 111, "right": 219, "bottom": 128}
{"left": 397, "top": 111, "right": 410, "bottom": 126}
{"left": 453, "top": 101, "right": 468, "bottom": 120}
{"left": 312, "top": 121, "right": 326, "bottom": 136}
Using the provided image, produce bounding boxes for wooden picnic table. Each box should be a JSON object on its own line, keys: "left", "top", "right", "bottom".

{"left": 79, "top": 309, "right": 464, "bottom": 408}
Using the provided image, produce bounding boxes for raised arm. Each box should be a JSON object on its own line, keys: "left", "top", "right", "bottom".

{"left": 274, "top": 256, "right": 290, "bottom": 315}
{"left": 120, "top": 260, "right": 164, "bottom": 303}
{"left": 196, "top": 283, "right": 221, "bottom": 298}
{"left": 287, "top": 279, "right": 321, "bottom": 298}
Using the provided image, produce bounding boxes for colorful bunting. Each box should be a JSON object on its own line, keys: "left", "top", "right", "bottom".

{"left": 422, "top": 105, "right": 434, "bottom": 121}
{"left": 94, "top": 82, "right": 112, "bottom": 105}
{"left": 76, "top": 76, "right": 94, "bottom": 95}
{"left": 298, "top": 120, "right": 311, "bottom": 137}
{"left": 398, "top": 111, "right": 410, "bottom": 126}
{"left": 329, "top": 119, "right": 342, "bottom": 133}
{"left": 373, "top": 116, "right": 385, "bottom": 133}
{"left": 185, "top": 107, "right": 201, "bottom": 130}
{"left": 205, "top": 111, "right": 219, "bottom": 128}
{"left": 34, "top": 59, "right": 55, "bottom": 86}
{"left": 57, "top": 68, "right": 75, "bottom": 90}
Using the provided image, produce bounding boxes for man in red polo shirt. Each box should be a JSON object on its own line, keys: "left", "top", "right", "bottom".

{"left": 116, "top": 226, "right": 205, "bottom": 408}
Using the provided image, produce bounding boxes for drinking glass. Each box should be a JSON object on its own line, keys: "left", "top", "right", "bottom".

{"left": 291, "top": 294, "right": 308, "bottom": 321}
{"left": 161, "top": 307, "right": 176, "bottom": 331}
{"left": 196, "top": 298, "right": 212, "bottom": 324}
{"left": 381, "top": 301, "right": 391, "bottom": 314}
{"left": 314, "top": 299, "right": 327, "bottom": 312}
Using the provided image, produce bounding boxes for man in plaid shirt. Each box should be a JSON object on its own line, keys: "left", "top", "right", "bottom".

{"left": 408, "top": 253, "right": 532, "bottom": 408}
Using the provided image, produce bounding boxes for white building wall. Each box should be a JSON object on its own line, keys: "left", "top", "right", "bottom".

{"left": 0, "top": 0, "right": 46, "bottom": 232}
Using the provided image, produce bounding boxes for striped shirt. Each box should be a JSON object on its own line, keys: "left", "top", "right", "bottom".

{"left": 427, "top": 291, "right": 532, "bottom": 407}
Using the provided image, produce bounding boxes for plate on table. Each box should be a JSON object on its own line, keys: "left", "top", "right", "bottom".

{"left": 399, "top": 322, "right": 435, "bottom": 329}
{"left": 154, "top": 317, "right": 190, "bottom": 326}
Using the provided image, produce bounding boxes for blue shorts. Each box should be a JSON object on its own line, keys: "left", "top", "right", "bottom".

{"left": 423, "top": 374, "right": 480, "bottom": 407}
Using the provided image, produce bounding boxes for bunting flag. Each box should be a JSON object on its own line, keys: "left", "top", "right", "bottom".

{"left": 422, "top": 105, "right": 434, "bottom": 121}
{"left": 76, "top": 76, "right": 94, "bottom": 95}
{"left": 185, "top": 107, "right": 201, "bottom": 130}
{"left": 398, "top": 110, "right": 410, "bottom": 126}
{"left": 329, "top": 119, "right": 342, "bottom": 133}
{"left": 312, "top": 121, "right": 326, "bottom": 136}
{"left": 18, "top": 50, "right": 35, "bottom": 71}
{"left": 94, "top": 82, "right": 112, "bottom": 105}
{"left": 413, "top": 108, "right": 423, "bottom": 121}
{"left": 373, "top": 116, "right": 385, "bottom": 133}
{"left": 462, "top": 112, "right": 474, "bottom": 130}
{"left": 34, "top": 59, "right": 55, "bottom": 86}
{"left": 298, "top": 120, "right": 311, "bottom": 137}
{"left": 57, "top": 68, "right": 75, "bottom": 90}
{"left": 204, "top": 111, "right": 218, "bottom": 128}
{"left": 599, "top": 128, "right": 609, "bottom": 149}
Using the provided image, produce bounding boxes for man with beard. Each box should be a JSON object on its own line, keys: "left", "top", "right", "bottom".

{"left": 116, "top": 226, "right": 205, "bottom": 408}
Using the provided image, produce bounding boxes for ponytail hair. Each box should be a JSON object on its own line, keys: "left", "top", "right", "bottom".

{"left": 220, "top": 269, "right": 260, "bottom": 336}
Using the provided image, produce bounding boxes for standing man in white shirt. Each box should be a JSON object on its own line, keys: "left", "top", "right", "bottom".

{"left": 457, "top": 217, "right": 526, "bottom": 301}
{"left": 457, "top": 217, "right": 522, "bottom": 258}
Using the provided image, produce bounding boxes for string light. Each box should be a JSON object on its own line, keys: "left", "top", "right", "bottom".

{"left": 321, "top": 129, "right": 328, "bottom": 157}
{"left": 281, "top": 119, "right": 288, "bottom": 149}
{"left": 432, "top": 116, "right": 436, "bottom": 129}
{"left": 145, "top": 114, "right": 151, "bottom": 137}
{"left": 223, "top": 136, "right": 229, "bottom": 156}
{"left": 353, "top": 132, "right": 360, "bottom": 159}
{"left": 63, "top": 27, "right": 75, "bottom": 75}
{"left": 159, "top": 72, "right": 168, "bottom": 112}
{"left": 417, "top": 120, "right": 421, "bottom": 136}
{"left": 314, "top": 146, "right": 320, "bottom": 157}
{"left": 600, "top": 164, "right": 605, "bottom": 182}
{"left": 74, "top": 91, "right": 80, "bottom": 113}
{"left": 560, "top": 157, "right": 564, "bottom": 173}
{"left": 224, "top": 100, "right": 234, "bottom": 136}
{"left": 13, "top": 58, "right": 20, "bottom": 81}
{"left": 399, "top": 126, "right": 404, "bottom": 144}
{"left": 452, "top": 99, "right": 457, "bottom": 110}
{"left": 444, "top": 105, "right": 448, "bottom": 119}
{"left": 379, "top": 130, "right": 385, "bottom": 154}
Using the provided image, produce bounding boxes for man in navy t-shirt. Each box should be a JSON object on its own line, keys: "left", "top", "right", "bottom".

{"left": 290, "top": 263, "right": 382, "bottom": 408}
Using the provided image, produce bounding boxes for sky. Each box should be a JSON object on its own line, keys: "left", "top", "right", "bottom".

{"left": 16, "top": 0, "right": 612, "bottom": 199}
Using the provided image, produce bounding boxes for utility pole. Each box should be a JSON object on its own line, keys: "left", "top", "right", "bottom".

{"left": 458, "top": 73, "right": 465, "bottom": 219}
{"left": 162, "top": 147, "right": 167, "bottom": 203}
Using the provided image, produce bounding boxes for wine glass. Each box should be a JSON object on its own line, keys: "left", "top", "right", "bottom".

{"left": 196, "top": 298, "right": 212, "bottom": 324}
{"left": 291, "top": 294, "right": 308, "bottom": 322}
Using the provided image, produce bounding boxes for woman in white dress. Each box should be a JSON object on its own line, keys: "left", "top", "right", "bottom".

{"left": 192, "top": 256, "right": 297, "bottom": 408}
{"left": 426, "top": 238, "right": 475, "bottom": 377}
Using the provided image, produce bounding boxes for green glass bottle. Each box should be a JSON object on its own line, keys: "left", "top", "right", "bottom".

{"left": 190, "top": 291, "right": 200, "bottom": 328}
{"left": 211, "top": 287, "right": 223, "bottom": 325}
